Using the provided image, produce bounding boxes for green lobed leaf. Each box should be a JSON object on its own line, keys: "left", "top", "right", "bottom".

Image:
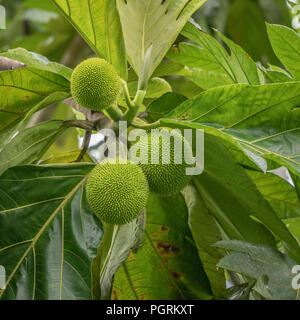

{"left": 167, "top": 21, "right": 261, "bottom": 87}
{"left": 0, "top": 66, "right": 70, "bottom": 143}
{"left": 152, "top": 59, "right": 189, "bottom": 78}
{"left": 185, "top": 68, "right": 234, "bottom": 90}
{"left": 0, "top": 91, "right": 70, "bottom": 153}
{"left": 0, "top": 164, "right": 102, "bottom": 300}
{"left": 51, "top": 0, "right": 127, "bottom": 79}
{"left": 0, "top": 121, "right": 70, "bottom": 176}
{"left": 112, "top": 193, "right": 213, "bottom": 300}
{"left": 116, "top": 0, "right": 206, "bottom": 82}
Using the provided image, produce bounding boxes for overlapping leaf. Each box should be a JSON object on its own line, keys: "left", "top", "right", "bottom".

{"left": 190, "top": 135, "right": 278, "bottom": 247}
{"left": 263, "top": 64, "right": 293, "bottom": 83}
{"left": 92, "top": 213, "right": 145, "bottom": 300}
{"left": 284, "top": 217, "right": 300, "bottom": 244}
{"left": 147, "top": 92, "right": 187, "bottom": 122}
{"left": 0, "top": 164, "right": 102, "bottom": 300}
{"left": 127, "top": 77, "right": 172, "bottom": 99}
{"left": 267, "top": 24, "right": 300, "bottom": 80}
{"left": 161, "top": 81, "right": 300, "bottom": 199}
{"left": 158, "top": 123, "right": 300, "bottom": 261}
{"left": 246, "top": 169, "right": 300, "bottom": 219}
{"left": 215, "top": 240, "right": 299, "bottom": 300}
{"left": 167, "top": 21, "right": 261, "bottom": 88}
{"left": 0, "top": 48, "right": 72, "bottom": 80}
{"left": 112, "top": 193, "right": 213, "bottom": 300}
{"left": 0, "top": 65, "right": 70, "bottom": 151}
{"left": 51, "top": 0, "right": 127, "bottom": 79}
{"left": 153, "top": 23, "right": 300, "bottom": 254}
{"left": 182, "top": 184, "right": 226, "bottom": 299}
{"left": 0, "top": 91, "right": 69, "bottom": 153}
{"left": 116, "top": 0, "right": 206, "bottom": 82}
{"left": 0, "top": 120, "right": 70, "bottom": 175}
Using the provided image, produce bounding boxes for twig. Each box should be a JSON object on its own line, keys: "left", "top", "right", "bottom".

{"left": 64, "top": 119, "right": 97, "bottom": 130}
{"left": 0, "top": 57, "right": 26, "bottom": 71}
{"left": 63, "top": 98, "right": 115, "bottom": 130}
{"left": 76, "top": 129, "right": 92, "bottom": 162}
{"left": 63, "top": 97, "right": 102, "bottom": 121}
{"left": 131, "top": 118, "right": 161, "bottom": 129}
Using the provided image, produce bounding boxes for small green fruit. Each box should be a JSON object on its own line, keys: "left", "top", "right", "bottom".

{"left": 71, "top": 58, "right": 122, "bottom": 111}
{"left": 86, "top": 159, "right": 149, "bottom": 225}
{"left": 137, "top": 128, "right": 193, "bottom": 196}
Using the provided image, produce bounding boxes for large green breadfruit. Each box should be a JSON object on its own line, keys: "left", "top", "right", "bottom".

{"left": 71, "top": 58, "right": 122, "bottom": 111}
{"left": 136, "top": 128, "right": 193, "bottom": 196}
{"left": 86, "top": 159, "right": 149, "bottom": 225}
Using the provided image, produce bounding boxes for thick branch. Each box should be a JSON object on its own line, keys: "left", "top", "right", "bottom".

{"left": 76, "top": 130, "right": 92, "bottom": 162}
{"left": 64, "top": 119, "right": 97, "bottom": 131}
{"left": 0, "top": 57, "right": 26, "bottom": 71}
{"left": 63, "top": 97, "right": 114, "bottom": 130}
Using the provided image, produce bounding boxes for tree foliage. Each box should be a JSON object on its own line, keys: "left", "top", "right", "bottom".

{"left": 0, "top": 0, "right": 299, "bottom": 300}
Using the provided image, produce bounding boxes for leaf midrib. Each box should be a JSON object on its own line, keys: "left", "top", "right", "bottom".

{"left": 0, "top": 175, "right": 89, "bottom": 299}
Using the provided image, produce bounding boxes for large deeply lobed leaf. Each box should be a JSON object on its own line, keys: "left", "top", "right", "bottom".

{"left": 0, "top": 164, "right": 102, "bottom": 300}
{"left": 51, "top": 0, "right": 127, "bottom": 79}
{"left": 117, "top": 0, "right": 206, "bottom": 82}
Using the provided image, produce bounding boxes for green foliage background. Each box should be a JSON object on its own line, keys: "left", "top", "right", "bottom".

{"left": 0, "top": 0, "right": 300, "bottom": 300}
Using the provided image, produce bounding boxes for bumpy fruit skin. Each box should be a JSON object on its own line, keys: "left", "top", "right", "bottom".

{"left": 86, "top": 159, "right": 149, "bottom": 225}
{"left": 71, "top": 58, "right": 122, "bottom": 111}
{"left": 137, "top": 128, "right": 193, "bottom": 196}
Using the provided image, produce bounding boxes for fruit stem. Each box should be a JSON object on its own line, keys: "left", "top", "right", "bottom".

{"left": 131, "top": 118, "right": 161, "bottom": 129}
{"left": 106, "top": 103, "right": 123, "bottom": 121}
{"left": 121, "top": 89, "right": 146, "bottom": 124}
{"left": 121, "top": 80, "right": 134, "bottom": 109}
{"left": 122, "top": 105, "right": 140, "bottom": 123}
{"left": 133, "top": 89, "right": 146, "bottom": 106}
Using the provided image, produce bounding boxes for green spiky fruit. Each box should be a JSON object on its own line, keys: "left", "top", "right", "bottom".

{"left": 86, "top": 159, "right": 149, "bottom": 225}
{"left": 71, "top": 58, "right": 122, "bottom": 111}
{"left": 136, "top": 128, "right": 193, "bottom": 196}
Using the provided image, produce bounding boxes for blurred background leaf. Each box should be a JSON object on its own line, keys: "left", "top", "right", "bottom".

{"left": 192, "top": 0, "right": 292, "bottom": 65}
